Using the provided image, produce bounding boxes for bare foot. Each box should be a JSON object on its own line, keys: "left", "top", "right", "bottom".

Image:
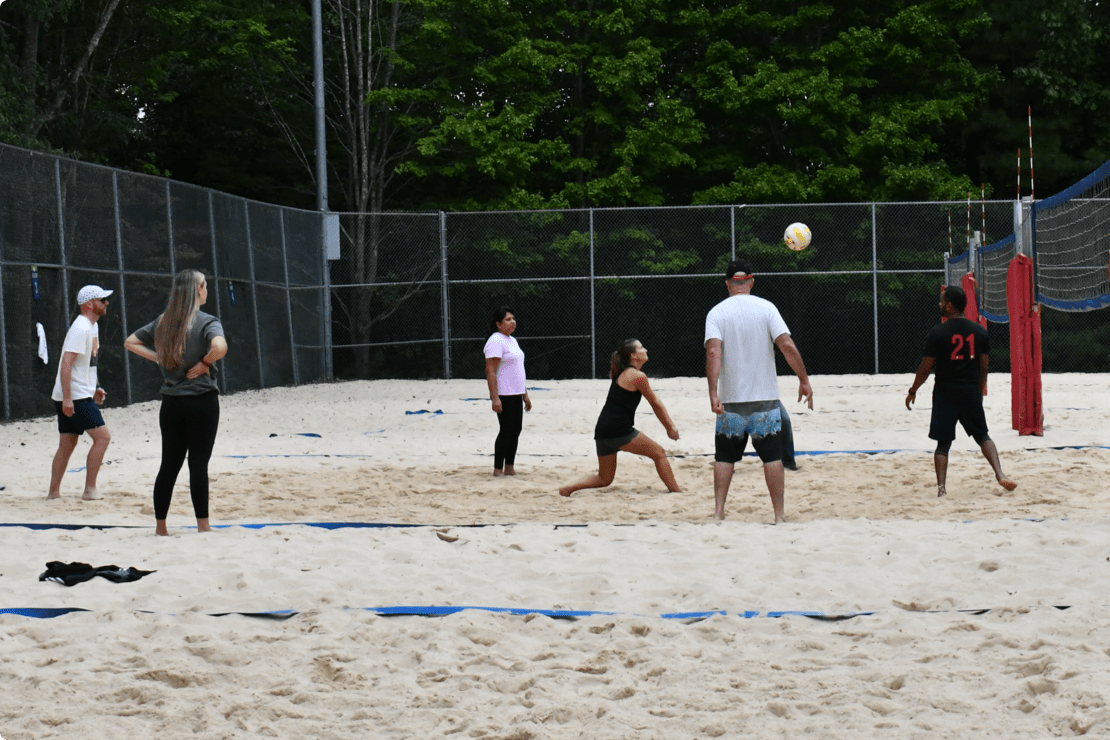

{"left": 493, "top": 469, "right": 505, "bottom": 477}
{"left": 998, "top": 478, "right": 1017, "bottom": 492}
{"left": 504, "top": 465, "right": 517, "bottom": 476}
{"left": 46, "top": 492, "right": 61, "bottom": 500}
{"left": 155, "top": 519, "right": 169, "bottom": 536}
{"left": 713, "top": 512, "right": 725, "bottom": 521}
{"left": 197, "top": 519, "right": 212, "bottom": 533}
{"left": 559, "top": 486, "right": 574, "bottom": 497}
{"left": 82, "top": 488, "right": 102, "bottom": 501}
{"left": 937, "top": 486, "right": 947, "bottom": 498}
{"left": 774, "top": 515, "right": 787, "bottom": 525}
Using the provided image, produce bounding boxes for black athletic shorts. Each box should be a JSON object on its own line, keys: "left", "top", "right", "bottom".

{"left": 595, "top": 429, "right": 639, "bottom": 457}
{"left": 929, "top": 383, "right": 988, "bottom": 442}
{"left": 55, "top": 398, "right": 105, "bottom": 435}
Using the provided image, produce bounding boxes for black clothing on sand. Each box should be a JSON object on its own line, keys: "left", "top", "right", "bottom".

{"left": 39, "top": 561, "right": 155, "bottom": 587}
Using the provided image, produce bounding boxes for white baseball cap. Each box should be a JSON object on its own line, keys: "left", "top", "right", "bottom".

{"left": 76, "top": 285, "right": 113, "bottom": 305}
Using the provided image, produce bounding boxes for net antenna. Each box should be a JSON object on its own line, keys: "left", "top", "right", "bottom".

{"left": 967, "top": 191, "right": 971, "bottom": 250}
{"left": 1028, "top": 106, "right": 1035, "bottom": 202}
{"left": 981, "top": 184, "right": 987, "bottom": 244}
{"left": 1017, "top": 148, "right": 1021, "bottom": 200}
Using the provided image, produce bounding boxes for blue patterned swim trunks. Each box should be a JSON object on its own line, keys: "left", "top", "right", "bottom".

{"left": 714, "top": 400, "right": 784, "bottom": 463}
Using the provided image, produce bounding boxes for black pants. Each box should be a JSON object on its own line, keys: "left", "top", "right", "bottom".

{"left": 154, "top": 391, "right": 220, "bottom": 520}
{"left": 494, "top": 394, "right": 524, "bottom": 469}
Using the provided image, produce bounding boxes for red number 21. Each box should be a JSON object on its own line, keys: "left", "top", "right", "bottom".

{"left": 950, "top": 334, "right": 976, "bottom": 360}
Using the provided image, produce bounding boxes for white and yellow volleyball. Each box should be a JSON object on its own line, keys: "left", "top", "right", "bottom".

{"left": 784, "top": 222, "right": 812, "bottom": 251}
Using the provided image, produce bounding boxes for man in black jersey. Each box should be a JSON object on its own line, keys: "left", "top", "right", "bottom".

{"left": 906, "top": 286, "right": 1017, "bottom": 497}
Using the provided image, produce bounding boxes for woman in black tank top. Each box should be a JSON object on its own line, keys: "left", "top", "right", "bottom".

{"left": 559, "top": 339, "right": 681, "bottom": 497}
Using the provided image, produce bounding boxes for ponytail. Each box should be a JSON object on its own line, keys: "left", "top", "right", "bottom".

{"left": 609, "top": 338, "right": 640, "bottom": 379}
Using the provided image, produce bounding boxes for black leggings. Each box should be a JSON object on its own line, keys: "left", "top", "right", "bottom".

{"left": 494, "top": 394, "right": 524, "bottom": 469}
{"left": 154, "top": 391, "right": 220, "bottom": 521}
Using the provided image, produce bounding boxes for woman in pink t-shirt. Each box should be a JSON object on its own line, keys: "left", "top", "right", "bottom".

{"left": 483, "top": 306, "right": 532, "bottom": 476}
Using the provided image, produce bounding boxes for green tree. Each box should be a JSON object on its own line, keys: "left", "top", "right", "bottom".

{"left": 954, "top": 0, "right": 1110, "bottom": 199}
{"left": 684, "top": 0, "right": 996, "bottom": 204}
{"left": 405, "top": 0, "right": 706, "bottom": 209}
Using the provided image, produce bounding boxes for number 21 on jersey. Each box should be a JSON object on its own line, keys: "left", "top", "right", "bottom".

{"left": 950, "top": 334, "right": 975, "bottom": 360}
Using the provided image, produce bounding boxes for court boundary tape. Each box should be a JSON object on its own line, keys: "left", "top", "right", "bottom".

{"left": 0, "top": 604, "right": 1077, "bottom": 622}
{"left": 0, "top": 516, "right": 1067, "bottom": 532}
{"left": 73, "top": 444, "right": 1109, "bottom": 470}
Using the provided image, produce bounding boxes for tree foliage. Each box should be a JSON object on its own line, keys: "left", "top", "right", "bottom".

{"left": 5, "top": 0, "right": 1068, "bottom": 209}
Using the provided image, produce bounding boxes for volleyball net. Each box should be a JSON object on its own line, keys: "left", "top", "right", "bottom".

{"left": 947, "top": 157, "right": 1110, "bottom": 436}
{"left": 1031, "top": 159, "right": 1110, "bottom": 311}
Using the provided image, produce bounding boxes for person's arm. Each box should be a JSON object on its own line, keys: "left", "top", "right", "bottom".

{"left": 59, "top": 351, "right": 78, "bottom": 416}
{"left": 632, "top": 372, "right": 679, "bottom": 440}
{"left": 906, "top": 356, "right": 935, "bottom": 410}
{"left": 979, "top": 353, "right": 989, "bottom": 397}
{"left": 523, "top": 389, "right": 532, "bottom": 412}
{"left": 705, "top": 338, "right": 723, "bottom": 414}
{"left": 124, "top": 333, "right": 159, "bottom": 363}
{"left": 485, "top": 357, "right": 502, "bottom": 413}
{"left": 185, "top": 336, "right": 228, "bottom": 380}
{"left": 774, "top": 333, "right": 813, "bottom": 409}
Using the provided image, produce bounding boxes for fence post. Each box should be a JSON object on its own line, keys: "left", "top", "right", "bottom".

{"left": 0, "top": 259, "right": 8, "bottom": 418}
{"left": 244, "top": 200, "right": 264, "bottom": 387}
{"left": 207, "top": 191, "right": 227, "bottom": 393}
{"left": 872, "top": 203, "right": 879, "bottom": 374}
{"left": 589, "top": 208, "right": 596, "bottom": 379}
{"left": 730, "top": 205, "right": 735, "bottom": 259}
{"left": 112, "top": 171, "right": 133, "bottom": 406}
{"left": 440, "top": 211, "right": 450, "bottom": 380}
{"left": 166, "top": 181, "right": 176, "bottom": 276}
{"left": 55, "top": 159, "right": 69, "bottom": 318}
{"left": 322, "top": 216, "right": 333, "bottom": 380}
{"left": 279, "top": 209, "right": 300, "bottom": 385}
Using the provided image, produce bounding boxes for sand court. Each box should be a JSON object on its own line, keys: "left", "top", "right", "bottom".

{"left": 2, "top": 374, "right": 1110, "bottom": 737}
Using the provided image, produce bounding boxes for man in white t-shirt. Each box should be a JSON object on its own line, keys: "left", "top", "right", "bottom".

{"left": 705, "top": 260, "right": 813, "bottom": 523}
{"left": 47, "top": 285, "right": 113, "bottom": 501}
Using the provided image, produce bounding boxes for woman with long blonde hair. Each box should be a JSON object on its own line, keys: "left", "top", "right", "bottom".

{"left": 125, "top": 269, "right": 228, "bottom": 535}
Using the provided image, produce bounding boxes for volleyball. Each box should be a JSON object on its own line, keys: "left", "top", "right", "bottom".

{"left": 784, "top": 222, "right": 812, "bottom": 251}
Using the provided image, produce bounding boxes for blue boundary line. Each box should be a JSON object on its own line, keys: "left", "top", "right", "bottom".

{"left": 0, "top": 606, "right": 874, "bottom": 621}
{"left": 2, "top": 604, "right": 1079, "bottom": 621}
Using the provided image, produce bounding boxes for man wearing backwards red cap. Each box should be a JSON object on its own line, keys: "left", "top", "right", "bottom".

{"left": 705, "top": 260, "right": 813, "bottom": 523}
{"left": 47, "top": 285, "right": 113, "bottom": 501}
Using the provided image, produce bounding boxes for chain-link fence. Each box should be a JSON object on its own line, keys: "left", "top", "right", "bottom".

{"left": 328, "top": 200, "right": 1032, "bottom": 384}
{"left": 0, "top": 143, "right": 328, "bottom": 421}
{"left": 7, "top": 139, "right": 1105, "bottom": 423}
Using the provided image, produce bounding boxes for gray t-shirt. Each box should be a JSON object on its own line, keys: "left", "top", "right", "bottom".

{"left": 134, "top": 311, "right": 225, "bottom": 396}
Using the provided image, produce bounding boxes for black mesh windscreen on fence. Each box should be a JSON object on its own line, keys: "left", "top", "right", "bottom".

{"left": 117, "top": 172, "right": 171, "bottom": 275}
{"left": 170, "top": 182, "right": 216, "bottom": 277}
{"left": 0, "top": 147, "right": 60, "bottom": 265}
{"left": 0, "top": 143, "right": 327, "bottom": 420}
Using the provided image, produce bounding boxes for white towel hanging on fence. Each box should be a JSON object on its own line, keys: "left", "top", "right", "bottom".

{"left": 36, "top": 322, "right": 48, "bottom": 364}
